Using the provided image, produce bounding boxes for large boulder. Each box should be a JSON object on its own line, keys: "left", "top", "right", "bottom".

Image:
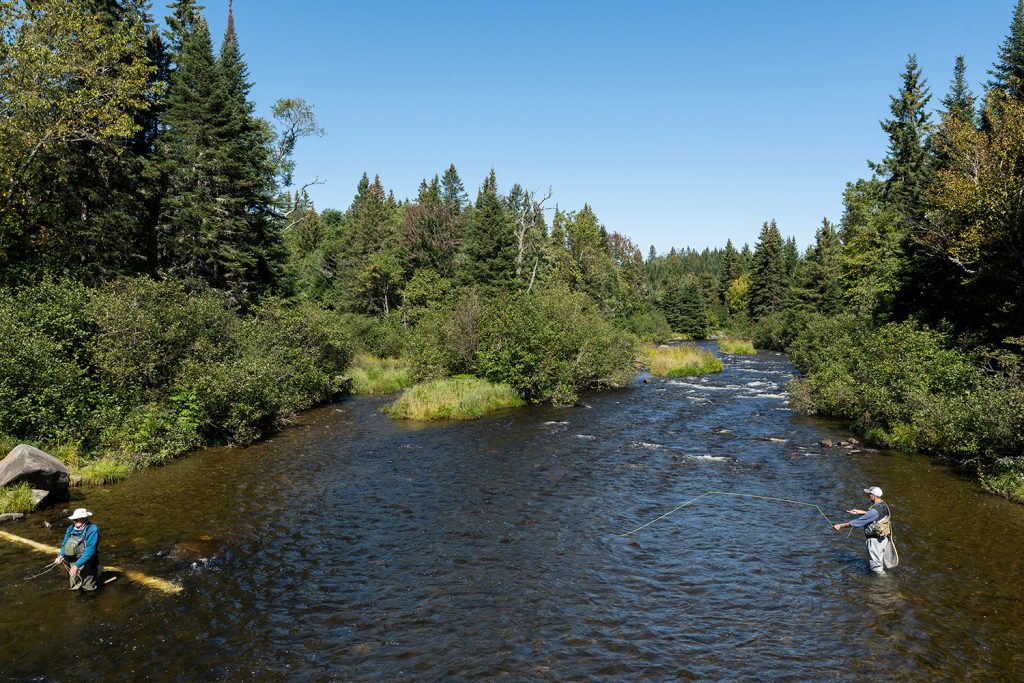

{"left": 0, "top": 445, "right": 70, "bottom": 504}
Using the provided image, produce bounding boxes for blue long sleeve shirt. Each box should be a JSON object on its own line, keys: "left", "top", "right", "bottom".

{"left": 61, "top": 523, "right": 99, "bottom": 567}
{"left": 849, "top": 508, "right": 879, "bottom": 528}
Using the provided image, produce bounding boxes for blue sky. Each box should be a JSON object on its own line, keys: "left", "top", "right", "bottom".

{"left": 193, "top": 1, "right": 1013, "bottom": 253}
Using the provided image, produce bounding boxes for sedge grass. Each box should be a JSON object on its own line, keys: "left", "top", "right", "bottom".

{"left": 647, "top": 344, "right": 724, "bottom": 377}
{"left": 348, "top": 354, "right": 415, "bottom": 395}
{"left": 385, "top": 376, "right": 524, "bottom": 420}
{"left": 0, "top": 482, "right": 35, "bottom": 514}
{"left": 718, "top": 338, "right": 756, "bottom": 355}
{"left": 76, "top": 459, "right": 131, "bottom": 486}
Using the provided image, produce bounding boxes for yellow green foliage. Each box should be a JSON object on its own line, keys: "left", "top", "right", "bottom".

{"left": 0, "top": 482, "right": 34, "bottom": 514}
{"left": 76, "top": 459, "right": 131, "bottom": 486}
{"left": 647, "top": 344, "right": 723, "bottom": 377}
{"left": 385, "top": 376, "right": 523, "bottom": 420}
{"left": 718, "top": 338, "right": 756, "bottom": 354}
{"left": 348, "top": 354, "right": 414, "bottom": 394}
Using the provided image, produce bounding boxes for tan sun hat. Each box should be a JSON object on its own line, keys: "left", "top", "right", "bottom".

{"left": 68, "top": 508, "right": 93, "bottom": 520}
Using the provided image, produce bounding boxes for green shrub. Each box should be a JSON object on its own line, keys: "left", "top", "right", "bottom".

{"left": 647, "top": 344, "right": 724, "bottom": 377}
{"left": 175, "top": 299, "right": 353, "bottom": 444}
{"left": 0, "top": 285, "right": 100, "bottom": 445}
{"left": 0, "top": 482, "right": 35, "bottom": 514}
{"left": 472, "top": 287, "right": 638, "bottom": 404}
{"left": 385, "top": 376, "right": 523, "bottom": 420}
{"left": 348, "top": 354, "right": 414, "bottom": 394}
{"left": 90, "top": 277, "right": 237, "bottom": 394}
{"left": 406, "top": 291, "right": 484, "bottom": 380}
{"left": 622, "top": 309, "right": 673, "bottom": 343}
{"left": 341, "top": 313, "right": 408, "bottom": 358}
{"left": 99, "top": 402, "right": 201, "bottom": 468}
{"left": 788, "top": 314, "right": 1024, "bottom": 483}
{"left": 718, "top": 338, "right": 756, "bottom": 354}
{"left": 752, "top": 308, "right": 812, "bottom": 351}
{"left": 76, "top": 459, "right": 131, "bottom": 486}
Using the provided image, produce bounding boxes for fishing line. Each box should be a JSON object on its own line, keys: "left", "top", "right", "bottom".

{"left": 618, "top": 490, "right": 841, "bottom": 537}
{"left": 0, "top": 561, "right": 61, "bottom": 594}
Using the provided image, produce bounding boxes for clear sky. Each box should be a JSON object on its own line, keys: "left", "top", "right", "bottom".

{"left": 192, "top": 1, "right": 1014, "bottom": 253}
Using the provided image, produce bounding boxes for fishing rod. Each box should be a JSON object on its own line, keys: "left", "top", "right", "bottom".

{"left": 618, "top": 490, "right": 843, "bottom": 537}
{"left": 0, "top": 561, "right": 62, "bottom": 594}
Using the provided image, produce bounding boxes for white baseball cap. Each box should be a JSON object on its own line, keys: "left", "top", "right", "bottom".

{"left": 68, "top": 508, "right": 93, "bottom": 520}
{"left": 863, "top": 486, "right": 883, "bottom": 498}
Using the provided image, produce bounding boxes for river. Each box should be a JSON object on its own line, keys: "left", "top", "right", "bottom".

{"left": 3, "top": 347, "right": 1024, "bottom": 681}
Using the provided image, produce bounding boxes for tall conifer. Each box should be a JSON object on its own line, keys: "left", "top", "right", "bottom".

{"left": 748, "top": 220, "right": 787, "bottom": 320}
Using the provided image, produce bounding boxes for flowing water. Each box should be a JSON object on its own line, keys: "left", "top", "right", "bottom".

{"left": 3, "top": 347, "right": 1024, "bottom": 681}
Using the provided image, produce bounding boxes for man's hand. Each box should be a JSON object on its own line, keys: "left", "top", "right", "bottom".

{"left": 53, "top": 555, "right": 64, "bottom": 566}
{"left": 846, "top": 509, "right": 866, "bottom": 515}
{"left": 69, "top": 564, "right": 78, "bottom": 577}
{"left": 832, "top": 523, "right": 844, "bottom": 533}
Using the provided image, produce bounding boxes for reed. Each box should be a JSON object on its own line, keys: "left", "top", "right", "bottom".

{"left": 76, "top": 459, "right": 131, "bottom": 486}
{"left": 348, "top": 354, "right": 415, "bottom": 395}
{"left": 0, "top": 482, "right": 35, "bottom": 514}
{"left": 647, "top": 344, "right": 723, "bottom": 377}
{"left": 385, "top": 376, "right": 524, "bottom": 420}
{"left": 718, "top": 338, "right": 756, "bottom": 354}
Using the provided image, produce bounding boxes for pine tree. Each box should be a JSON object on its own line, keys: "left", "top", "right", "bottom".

{"left": 989, "top": 0, "right": 1024, "bottom": 100}
{"left": 941, "top": 56, "right": 976, "bottom": 126}
{"left": 661, "top": 275, "right": 709, "bottom": 337}
{"left": 870, "top": 54, "right": 932, "bottom": 220}
{"left": 748, "top": 220, "right": 787, "bottom": 320}
{"left": 796, "top": 218, "right": 843, "bottom": 314}
{"left": 441, "top": 163, "right": 467, "bottom": 217}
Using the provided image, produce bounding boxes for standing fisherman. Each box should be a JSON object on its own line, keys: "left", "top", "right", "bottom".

{"left": 833, "top": 486, "right": 896, "bottom": 574}
{"left": 53, "top": 508, "right": 100, "bottom": 591}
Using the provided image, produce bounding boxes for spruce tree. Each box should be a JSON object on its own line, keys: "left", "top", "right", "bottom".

{"left": 748, "top": 220, "right": 787, "bottom": 320}
{"left": 941, "top": 56, "right": 976, "bottom": 127}
{"left": 989, "top": 0, "right": 1024, "bottom": 100}
{"left": 870, "top": 54, "right": 932, "bottom": 220}
{"left": 457, "top": 170, "right": 517, "bottom": 291}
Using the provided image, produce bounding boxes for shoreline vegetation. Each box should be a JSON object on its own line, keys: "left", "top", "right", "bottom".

{"left": 2, "top": 0, "right": 1024, "bottom": 510}
{"left": 384, "top": 376, "right": 524, "bottom": 420}
{"left": 717, "top": 338, "right": 756, "bottom": 355}
{"left": 647, "top": 344, "right": 724, "bottom": 377}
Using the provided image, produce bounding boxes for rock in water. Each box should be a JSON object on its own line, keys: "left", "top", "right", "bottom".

{"left": 0, "top": 444, "right": 70, "bottom": 504}
{"left": 0, "top": 512, "right": 25, "bottom": 523}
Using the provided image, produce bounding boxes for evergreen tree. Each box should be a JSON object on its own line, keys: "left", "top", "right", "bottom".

{"left": 941, "top": 56, "right": 976, "bottom": 127}
{"left": 870, "top": 54, "right": 932, "bottom": 220}
{"left": 441, "top": 163, "right": 467, "bottom": 217}
{"left": 748, "top": 220, "right": 787, "bottom": 320}
{"left": 457, "top": 169, "right": 516, "bottom": 291}
{"left": 783, "top": 236, "right": 799, "bottom": 278}
{"left": 989, "top": 0, "right": 1024, "bottom": 100}
{"left": 796, "top": 218, "right": 843, "bottom": 314}
{"left": 155, "top": 7, "right": 280, "bottom": 303}
{"left": 661, "top": 275, "right": 709, "bottom": 338}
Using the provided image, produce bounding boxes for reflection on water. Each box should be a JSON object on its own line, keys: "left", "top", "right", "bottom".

{"left": 3, "top": 347, "right": 1024, "bottom": 680}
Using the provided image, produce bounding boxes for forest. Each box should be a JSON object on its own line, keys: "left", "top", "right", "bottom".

{"left": 1, "top": 0, "right": 1023, "bottom": 501}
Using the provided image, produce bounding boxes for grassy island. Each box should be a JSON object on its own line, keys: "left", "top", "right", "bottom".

{"left": 385, "top": 377, "right": 524, "bottom": 420}
{"left": 718, "top": 338, "right": 756, "bottom": 355}
{"left": 647, "top": 344, "right": 724, "bottom": 377}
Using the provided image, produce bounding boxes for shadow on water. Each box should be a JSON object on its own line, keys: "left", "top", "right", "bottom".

{"left": 3, "top": 346, "right": 1024, "bottom": 680}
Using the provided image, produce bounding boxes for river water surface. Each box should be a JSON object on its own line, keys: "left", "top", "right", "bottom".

{"left": 3, "top": 347, "right": 1024, "bottom": 681}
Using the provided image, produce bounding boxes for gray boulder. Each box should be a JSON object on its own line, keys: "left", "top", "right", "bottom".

{"left": 0, "top": 445, "right": 70, "bottom": 504}
{"left": 0, "top": 512, "right": 25, "bottom": 523}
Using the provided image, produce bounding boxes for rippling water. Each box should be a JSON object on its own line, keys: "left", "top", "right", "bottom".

{"left": 3, "top": 347, "right": 1024, "bottom": 681}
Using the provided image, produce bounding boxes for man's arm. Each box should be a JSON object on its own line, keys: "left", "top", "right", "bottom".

{"left": 833, "top": 508, "right": 878, "bottom": 532}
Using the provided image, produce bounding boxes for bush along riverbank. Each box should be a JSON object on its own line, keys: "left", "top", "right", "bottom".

{"left": 788, "top": 314, "right": 1024, "bottom": 503}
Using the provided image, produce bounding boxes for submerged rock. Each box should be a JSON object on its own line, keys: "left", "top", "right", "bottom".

{"left": 0, "top": 512, "right": 25, "bottom": 523}
{"left": 0, "top": 445, "right": 70, "bottom": 505}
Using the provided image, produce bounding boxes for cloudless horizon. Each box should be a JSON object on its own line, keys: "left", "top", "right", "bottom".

{"left": 192, "top": 1, "right": 1012, "bottom": 253}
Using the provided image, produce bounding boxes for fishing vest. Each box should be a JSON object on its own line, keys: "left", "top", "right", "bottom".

{"left": 63, "top": 525, "right": 89, "bottom": 559}
{"left": 864, "top": 501, "right": 891, "bottom": 539}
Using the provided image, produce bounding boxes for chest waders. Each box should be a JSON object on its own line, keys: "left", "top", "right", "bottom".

{"left": 865, "top": 501, "right": 898, "bottom": 568}
{"left": 63, "top": 525, "right": 100, "bottom": 591}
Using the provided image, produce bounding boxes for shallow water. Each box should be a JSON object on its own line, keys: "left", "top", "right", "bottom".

{"left": 3, "top": 347, "right": 1024, "bottom": 681}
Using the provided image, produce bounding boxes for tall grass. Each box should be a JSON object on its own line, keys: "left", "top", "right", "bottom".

{"left": 348, "top": 354, "right": 415, "bottom": 395}
{"left": 718, "top": 338, "right": 756, "bottom": 354}
{"left": 385, "top": 376, "right": 524, "bottom": 420}
{"left": 647, "top": 344, "right": 724, "bottom": 377}
{"left": 76, "top": 459, "right": 131, "bottom": 486}
{"left": 0, "top": 482, "right": 35, "bottom": 514}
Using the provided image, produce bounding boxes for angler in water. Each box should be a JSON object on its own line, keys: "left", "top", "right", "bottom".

{"left": 832, "top": 486, "right": 897, "bottom": 574}
{"left": 53, "top": 508, "right": 101, "bottom": 591}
